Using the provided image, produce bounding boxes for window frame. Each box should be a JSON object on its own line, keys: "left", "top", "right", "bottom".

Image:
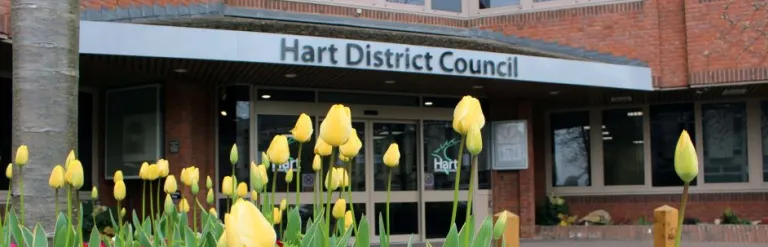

{"left": 546, "top": 99, "right": 768, "bottom": 196}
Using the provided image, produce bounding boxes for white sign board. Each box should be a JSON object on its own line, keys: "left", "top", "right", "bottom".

{"left": 492, "top": 120, "right": 529, "bottom": 170}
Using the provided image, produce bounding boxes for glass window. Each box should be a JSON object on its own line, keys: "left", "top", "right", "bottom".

{"left": 650, "top": 103, "right": 697, "bottom": 186}
{"left": 257, "top": 89, "right": 315, "bottom": 102}
{"left": 257, "top": 115, "right": 318, "bottom": 192}
{"left": 602, "top": 108, "right": 645, "bottom": 186}
{"left": 479, "top": 0, "right": 519, "bottom": 9}
{"left": 318, "top": 92, "right": 420, "bottom": 107}
{"left": 218, "top": 86, "right": 251, "bottom": 186}
{"left": 374, "top": 202, "right": 418, "bottom": 235}
{"left": 550, "top": 111, "right": 591, "bottom": 187}
{"left": 0, "top": 80, "right": 10, "bottom": 190}
{"left": 432, "top": 0, "right": 461, "bottom": 12}
{"left": 425, "top": 201, "right": 467, "bottom": 238}
{"left": 702, "top": 102, "right": 748, "bottom": 183}
{"left": 105, "top": 85, "right": 163, "bottom": 179}
{"left": 78, "top": 92, "right": 94, "bottom": 191}
{"left": 761, "top": 101, "right": 768, "bottom": 182}
{"left": 423, "top": 120, "right": 469, "bottom": 191}
{"left": 374, "top": 123, "right": 418, "bottom": 191}
{"left": 386, "top": 0, "right": 425, "bottom": 6}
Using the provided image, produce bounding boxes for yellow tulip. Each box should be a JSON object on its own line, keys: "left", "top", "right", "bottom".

{"left": 466, "top": 125, "right": 483, "bottom": 155}
{"left": 237, "top": 182, "right": 248, "bottom": 198}
{"left": 164, "top": 175, "right": 178, "bottom": 193}
{"left": 332, "top": 198, "right": 347, "bottom": 219}
{"left": 65, "top": 150, "right": 76, "bottom": 169}
{"left": 181, "top": 166, "right": 200, "bottom": 187}
{"left": 493, "top": 211, "right": 511, "bottom": 240}
{"left": 5, "top": 163, "right": 11, "bottom": 179}
{"left": 165, "top": 194, "right": 175, "bottom": 214}
{"left": 250, "top": 190, "right": 258, "bottom": 202}
{"left": 344, "top": 210, "right": 353, "bottom": 230}
{"left": 139, "top": 162, "right": 149, "bottom": 180}
{"left": 49, "top": 165, "right": 65, "bottom": 189}
{"left": 340, "top": 168, "right": 350, "bottom": 188}
{"left": 120, "top": 208, "right": 126, "bottom": 218}
{"left": 292, "top": 113, "right": 314, "bottom": 143}
{"left": 280, "top": 198, "right": 287, "bottom": 211}
{"left": 340, "top": 129, "right": 362, "bottom": 158}
{"left": 207, "top": 188, "right": 214, "bottom": 204}
{"left": 324, "top": 167, "right": 343, "bottom": 191}
{"left": 230, "top": 143, "right": 239, "bottom": 165}
{"left": 217, "top": 234, "right": 227, "bottom": 247}
{"left": 258, "top": 164, "right": 269, "bottom": 185}
{"left": 206, "top": 176, "right": 213, "bottom": 189}
{"left": 338, "top": 153, "right": 350, "bottom": 163}
{"left": 224, "top": 199, "right": 275, "bottom": 247}
{"left": 209, "top": 207, "right": 218, "bottom": 217}
{"left": 114, "top": 180, "right": 126, "bottom": 201}
{"left": 674, "top": 130, "right": 699, "bottom": 183}
{"left": 273, "top": 207, "right": 282, "bottom": 224}
{"left": 267, "top": 135, "right": 290, "bottom": 165}
{"left": 14, "top": 145, "right": 28, "bottom": 166}
{"left": 319, "top": 104, "right": 352, "bottom": 147}
{"left": 222, "top": 176, "right": 234, "bottom": 196}
{"left": 65, "top": 160, "right": 85, "bottom": 189}
{"left": 179, "top": 198, "right": 190, "bottom": 213}
{"left": 383, "top": 143, "right": 400, "bottom": 168}
{"left": 91, "top": 186, "right": 98, "bottom": 200}
{"left": 453, "top": 96, "right": 485, "bottom": 135}
{"left": 285, "top": 168, "right": 294, "bottom": 183}
{"left": 261, "top": 152, "right": 269, "bottom": 166}
{"left": 314, "top": 138, "right": 332, "bottom": 156}
{"left": 158, "top": 159, "right": 169, "bottom": 178}
{"left": 312, "top": 155, "right": 322, "bottom": 172}
{"left": 114, "top": 170, "right": 124, "bottom": 182}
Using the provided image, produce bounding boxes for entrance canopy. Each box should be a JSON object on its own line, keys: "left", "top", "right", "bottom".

{"left": 80, "top": 21, "right": 653, "bottom": 91}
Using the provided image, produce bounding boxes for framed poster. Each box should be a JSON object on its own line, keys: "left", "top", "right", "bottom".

{"left": 492, "top": 120, "right": 529, "bottom": 170}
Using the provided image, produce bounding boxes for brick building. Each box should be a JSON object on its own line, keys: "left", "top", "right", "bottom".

{"left": 0, "top": 0, "right": 766, "bottom": 242}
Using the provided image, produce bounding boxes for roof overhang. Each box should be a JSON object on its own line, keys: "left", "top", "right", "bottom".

{"left": 80, "top": 20, "right": 653, "bottom": 91}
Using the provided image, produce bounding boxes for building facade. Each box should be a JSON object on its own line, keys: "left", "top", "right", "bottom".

{"left": 0, "top": 0, "right": 766, "bottom": 241}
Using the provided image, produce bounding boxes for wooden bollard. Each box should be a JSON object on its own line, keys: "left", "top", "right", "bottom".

{"left": 494, "top": 211, "right": 519, "bottom": 247}
{"left": 653, "top": 205, "right": 679, "bottom": 247}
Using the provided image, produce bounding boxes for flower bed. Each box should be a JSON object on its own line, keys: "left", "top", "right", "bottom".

{"left": 535, "top": 225, "right": 768, "bottom": 243}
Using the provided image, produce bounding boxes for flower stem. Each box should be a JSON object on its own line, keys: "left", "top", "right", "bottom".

{"left": 54, "top": 189, "right": 59, "bottom": 218}
{"left": 386, "top": 168, "right": 392, "bottom": 237}
{"left": 464, "top": 154, "right": 478, "bottom": 247}
{"left": 156, "top": 179, "right": 161, "bottom": 220}
{"left": 194, "top": 198, "right": 198, "bottom": 234}
{"left": 271, "top": 163, "right": 277, "bottom": 215}
{"left": 2, "top": 183, "right": 11, "bottom": 246}
{"left": 450, "top": 135, "right": 467, "bottom": 226}
{"left": 116, "top": 200, "right": 122, "bottom": 231}
{"left": 232, "top": 166, "right": 237, "bottom": 206}
{"left": 18, "top": 170, "right": 24, "bottom": 226}
{"left": 296, "top": 143, "right": 303, "bottom": 207}
{"left": 67, "top": 185, "right": 73, "bottom": 225}
{"left": 142, "top": 181, "right": 146, "bottom": 220}
{"left": 149, "top": 182, "right": 155, "bottom": 227}
{"left": 675, "top": 182, "right": 690, "bottom": 247}
{"left": 325, "top": 149, "right": 336, "bottom": 247}
{"left": 345, "top": 160, "right": 357, "bottom": 236}
{"left": 314, "top": 170, "right": 319, "bottom": 217}
{"left": 92, "top": 199, "right": 96, "bottom": 232}
{"left": 167, "top": 212, "right": 173, "bottom": 247}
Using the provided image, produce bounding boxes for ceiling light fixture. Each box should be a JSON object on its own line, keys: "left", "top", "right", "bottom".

{"left": 384, "top": 80, "right": 396, "bottom": 84}
{"left": 285, "top": 73, "right": 298, "bottom": 78}
{"left": 261, "top": 94, "right": 272, "bottom": 99}
{"left": 424, "top": 101, "right": 433, "bottom": 106}
{"left": 220, "top": 111, "right": 228, "bottom": 116}
{"left": 472, "top": 85, "right": 483, "bottom": 89}
{"left": 721, "top": 88, "right": 746, "bottom": 96}
{"left": 174, "top": 68, "right": 188, "bottom": 73}
{"left": 549, "top": 91, "right": 560, "bottom": 95}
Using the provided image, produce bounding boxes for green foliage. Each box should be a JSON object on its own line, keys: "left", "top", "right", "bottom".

{"left": 535, "top": 194, "right": 569, "bottom": 226}
{"left": 722, "top": 208, "right": 751, "bottom": 225}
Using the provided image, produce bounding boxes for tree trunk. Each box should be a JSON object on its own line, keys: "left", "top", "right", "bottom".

{"left": 11, "top": 0, "right": 81, "bottom": 230}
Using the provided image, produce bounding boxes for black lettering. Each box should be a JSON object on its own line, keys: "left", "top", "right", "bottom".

{"left": 512, "top": 57, "right": 518, "bottom": 77}
{"left": 318, "top": 46, "right": 328, "bottom": 63}
{"left": 328, "top": 45, "right": 339, "bottom": 64}
{"left": 366, "top": 45, "right": 372, "bottom": 66}
{"left": 412, "top": 54, "right": 423, "bottom": 70}
{"left": 483, "top": 60, "right": 495, "bottom": 76}
{"left": 405, "top": 48, "right": 411, "bottom": 69}
{"left": 497, "top": 62, "right": 507, "bottom": 77}
{"left": 384, "top": 49, "right": 394, "bottom": 68}
{"left": 346, "top": 43, "right": 364, "bottom": 65}
{"left": 395, "top": 53, "right": 404, "bottom": 69}
{"left": 424, "top": 52, "right": 433, "bottom": 71}
{"left": 373, "top": 51, "right": 384, "bottom": 67}
{"left": 280, "top": 38, "right": 299, "bottom": 61}
{"left": 468, "top": 59, "right": 482, "bottom": 74}
{"left": 454, "top": 58, "right": 467, "bottom": 73}
{"left": 301, "top": 45, "right": 315, "bottom": 62}
{"left": 439, "top": 52, "right": 454, "bottom": 72}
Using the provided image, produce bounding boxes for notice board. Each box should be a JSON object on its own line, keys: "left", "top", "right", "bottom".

{"left": 492, "top": 120, "right": 529, "bottom": 170}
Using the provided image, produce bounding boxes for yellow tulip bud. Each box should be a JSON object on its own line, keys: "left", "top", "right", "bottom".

{"left": 206, "top": 188, "right": 214, "bottom": 204}
{"left": 209, "top": 207, "right": 218, "bottom": 217}
{"left": 453, "top": 96, "right": 485, "bottom": 135}
{"left": 292, "top": 113, "right": 314, "bottom": 143}
{"left": 65, "top": 150, "right": 76, "bottom": 169}
{"left": 65, "top": 160, "right": 85, "bottom": 189}
{"left": 120, "top": 208, "right": 126, "bottom": 218}
{"left": 206, "top": 176, "right": 213, "bottom": 189}
{"left": 312, "top": 155, "right": 322, "bottom": 172}
{"left": 192, "top": 182, "right": 200, "bottom": 195}
{"left": 224, "top": 199, "right": 276, "bottom": 247}
{"left": 466, "top": 125, "right": 483, "bottom": 155}
{"left": 230, "top": 143, "right": 239, "bottom": 165}
{"left": 237, "top": 182, "right": 248, "bottom": 198}
{"left": 258, "top": 165, "right": 269, "bottom": 186}
{"left": 314, "top": 138, "right": 332, "bottom": 156}
{"left": 324, "top": 167, "right": 343, "bottom": 191}
{"left": 319, "top": 104, "right": 353, "bottom": 147}
{"left": 91, "top": 186, "right": 99, "bottom": 200}
{"left": 182, "top": 166, "right": 200, "bottom": 187}
{"left": 340, "top": 129, "right": 362, "bottom": 158}
{"left": 165, "top": 194, "right": 175, "bottom": 215}
{"left": 340, "top": 168, "right": 350, "bottom": 188}
{"left": 332, "top": 198, "right": 346, "bottom": 219}
{"left": 261, "top": 152, "right": 270, "bottom": 166}
{"left": 139, "top": 162, "right": 149, "bottom": 180}
{"left": 5, "top": 163, "right": 11, "bottom": 179}
{"left": 14, "top": 145, "right": 28, "bottom": 166}
{"left": 158, "top": 159, "right": 169, "bottom": 178}
{"left": 179, "top": 198, "right": 190, "bottom": 213}
{"left": 273, "top": 207, "right": 282, "bottom": 224}
{"left": 114, "top": 170, "right": 124, "bottom": 182}
{"left": 250, "top": 190, "right": 258, "bottom": 202}
{"left": 674, "top": 130, "right": 699, "bottom": 183}
{"left": 285, "top": 168, "right": 294, "bottom": 183}
{"left": 147, "top": 164, "right": 160, "bottom": 181}
{"left": 164, "top": 175, "right": 178, "bottom": 194}
{"left": 344, "top": 210, "right": 353, "bottom": 230}
{"left": 267, "top": 135, "right": 290, "bottom": 165}
{"left": 114, "top": 180, "right": 126, "bottom": 201}
{"left": 383, "top": 143, "right": 400, "bottom": 168}
{"left": 222, "top": 176, "right": 234, "bottom": 196}
{"left": 280, "top": 198, "right": 287, "bottom": 211}
{"left": 338, "top": 153, "right": 350, "bottom": 163}
{"left": 49, "top": 165, "right": 65, "bottom": 189}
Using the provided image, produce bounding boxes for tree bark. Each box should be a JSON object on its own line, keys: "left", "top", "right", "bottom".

{"left": 11, "top": 0, "right": 81, "bottom": 230}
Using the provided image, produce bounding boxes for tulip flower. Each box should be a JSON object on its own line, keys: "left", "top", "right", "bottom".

{"left": 65, "top": 159, "right": 85, "bottom": 189}
{"left": 157, "top": 159, "right": 169, "bottom": 178}
{"left": 164, "top": 175, "right": 178, "bottom": 194}
{"left": 120, "top": 208, "right": 126, "bottom": 218}
{"left": 237, "top": 182, "right": 248, "bottom": 198}
{"left": 114, "top": 170, "right": 123, "bottom": 182}
{"left": 179, "top": 198, "right": 190, "bottom": 213}
{"left": 314, "top": 138, "right": 332, "bottom": 156}
{"left": 14, "top": 145, "right": 28, "bottom": 166}
{"left": 452, "top": 96, "right": 485, "bottom": 135}
{"left": 206, "top": 176, "right": 213, "bottom": 189}
{"left": 261, "top": 152, "right": 270, "bottom": 166}
{"left": 340, "top": 168, "right": 350, "bottom": 189}
{"left": 146, "top": 164, "right": 160, "bottom": 181}
{"left": 344, "top": 210, "right": 353, "bottom": 230}
{"left": 114, "top": 181, "right": 126, "bottom": 201}
{"left": 222, "top": 176, "right": 234, "bottom": 197}
{"left": 332, "top": 198, "right": 346, "bottom": 219}
{"left": 164, "top": 194, "right": 175, "bottom": 215}
{"left": 207, "top": 188, "right": 214, "bottom": 205}
{"left": 292, "top": 113, "right": 314, "bottom": 143}
{"left": 466, "top": 125, "right": 483, "bottom": 155}
{"left": 91, "top": 186, "right": 98, "bottom": 200}
{"left": 65, "top": 150, "right": 76, "bottom": 169}
{"left": 338, "top": 154, "right": 350, "bottom": 163}
{"left": 280, "top": 198, "right": 288, "bottom": 211}
{"left": 139, "top": 162, "right": 149, "bottom": 180}
{"left": 673, "top": 130, "right": 699, "bottom": 247}
{"left": 230, "top": 143, "right": 239, "bottom": 165}
{"left": 49, "top": 165, "right": 65, "bottom": 189}
{"left": 383, "top": 143, "right": 400, "bottom": 168}
{"left": 324, "top": 167, "right": 344, "bottom": 191}
{"left": 191, "top": 182, "right": 200, "bottom": 195}
{"left": 312, "top": 155, "right": 322, "bottom": 172}
{"left": 319, "top": 104, "right": 352, "bottom": 146}
{"left": 340, "top": 129, "right": 362, "bottom": 158}
{"left": 181, "top": 166, "right": 200, "bottom": 187}
{"left": 267, "top": 135, "right": 290, "bottom": 165}
{"left": 250, "top": 190, "right": 258, "bottom": 202}
{"left": 209, "top": 207, "right": 218, "bottom": 217}
{"left": 493, "top": 211, "right": 511, "bottom": 240}
{"left": 273, "top": 207, "right": 282, "bottom": 225}
{"left": 224, "top": 199, "right": 276, "bottom": 247}
{"left": 285, "top": 168, "right": 294, "bottom": 183}
{"left": 5, "top": 163, "right": 11, "bottom": 179}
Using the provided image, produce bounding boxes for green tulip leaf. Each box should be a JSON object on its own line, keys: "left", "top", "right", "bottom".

{"left": 203, "top": 232, "right": 217, "bottom": 247}
{"left": 88, "top": 226, "right": 101, "bottom": 247}
{"left": 377, "top": 213, "right": 388, "bottom": 247}
{"left": 131, "top": 211, "right": 141, "bottom": 234}
{"left": 53, "top": 212, "right": 71, "bottom": 247}
{"left": 335, "top": 221, "right": 353, "bottom": 247}
{"left": 471, "top": 217, "right": 493, "bottom": 247}
{"left": 442, "top": 223, "right": 459, "bottom": 247}
{"left": 125, "top": 223, "right": 134, "bottom": 244}
{"left": 300, "top": 217, "right": 317, "bottom": 247}
{"left": 137, "top": 227, "right": 152, "bottom": 247}
{"left": 32, "top": 224, "right": 48, "bottom": 247}
{"left": 354, "top": 215, "right": 369, "bottom": 247}
{"left": 107, "top": 209, "right": 118, "bottom": 234}
{"left": 406, "top": 234, "right": 414, "bottom": 247}
{"left": 9, "top": 211, "right": 23, "bottom": 246}
{"left": 184, "top": 226, "right": 196, "bottom": 247}
{"left": 114, "top": 234, "right": 125, "bottom": 247}
{"left": 21, "top": 226, "right": 34, "bottom": 247}
{"left": 458, "top": 215, "right": 475, "bottom": 246}
{"left": 285, "top": 207, "right": 301, "bottom": 243}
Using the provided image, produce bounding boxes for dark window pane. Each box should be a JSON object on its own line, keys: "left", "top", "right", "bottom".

{"left": 425, "top": 201, "right": 467, "bottom": 238}
{"left": 479, "top": 0, "right": 519, "bottom": 9}
{"left": 258, "top": 89, "right": 315, "bottom": 102}
{"left": 79, "top": 92, "right": 94, "bottom": 190}
{"left": 374, "top": 123, "right": 418, "bottom": 191}
{"left": 702, "top": 102, "right": 748, "bottom": 183}
{"left": 218, "top": 86, "right": 251, "bottom": 185}
{"left": 762, "top": 101, "right": 768, "bottom": 182}
{"left": 386, "top": 0, "right": 425, "bottom": 6}
{"left": 375, "top": 202, "right": 418, "bottom": 235}
{"left": 550, "top": 111, "right": 591, "bottom": 187}
{"left": 258, "top": 115, "right": 318, "bottom": 192}
{"left": 0, "top": 79, "right": 10, "bottom": 189}
{"left": 423, "top": 120, "right": 468, "bottom": 190}
{"left": 318, "top": 92, "right": 420, "bottom": 107}
{"left": 602, "top": 108, "right": 645, "bottom": 186}
{"left": 432, "top": 0, "right": 461, "bottom": 12}
{"left": 650, "top": 103, "right": 697, "bottom": 186}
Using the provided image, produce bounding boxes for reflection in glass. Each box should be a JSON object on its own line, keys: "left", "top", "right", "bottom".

{"left": 386, "top": 0, "right": 425, "bottom": 6}
{"left": 425, "top": 201, "right": 467, "bottom": 238}
{"left": 374, "top": 123, "right": 418, "bottom": 191}
{"left": 375, "top": 203, "right": 418, "bottom": 235}
{"left": 258, "top": 115, "right": 318, "bottom": 192}
{"left": 602, "top": 108, "right": 645, "bottom": 186}
{"left": 550, "top": 111, "right": 591, "bottom": 187}
{"left": 218, "top": 86, "right": 251, "bottom": 185}
{"left": 423, "top": 120, "right": 469, "bottom": 190}
{"left": 650, "top": 104, "right": 697, "bottom": 186}
{"left": 432, "top": 0, "right": 461, "bottom": 12}
{"left": 702, "top": 102, "right": 748, "bottom": 183}
{"left": 320, "top": 122, "right": 366, "bottom": 192}
{"left": 762, "top": 101, "right": 768, "bottom": 181}
{"left": 0, "top": 80, "right": 9, "bottom": 189}
{"left": 479, "top": 0, "right": 519, "bottom": 9}
{"left": 79, "top": 92, "right": 94, "bottom": 190}
{"left": 105, "top": 85, "right": 162, "bottom": 178}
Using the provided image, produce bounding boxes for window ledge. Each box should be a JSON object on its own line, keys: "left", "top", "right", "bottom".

{"left": 551, "top": 183, "right": 768, "bottom": 196}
